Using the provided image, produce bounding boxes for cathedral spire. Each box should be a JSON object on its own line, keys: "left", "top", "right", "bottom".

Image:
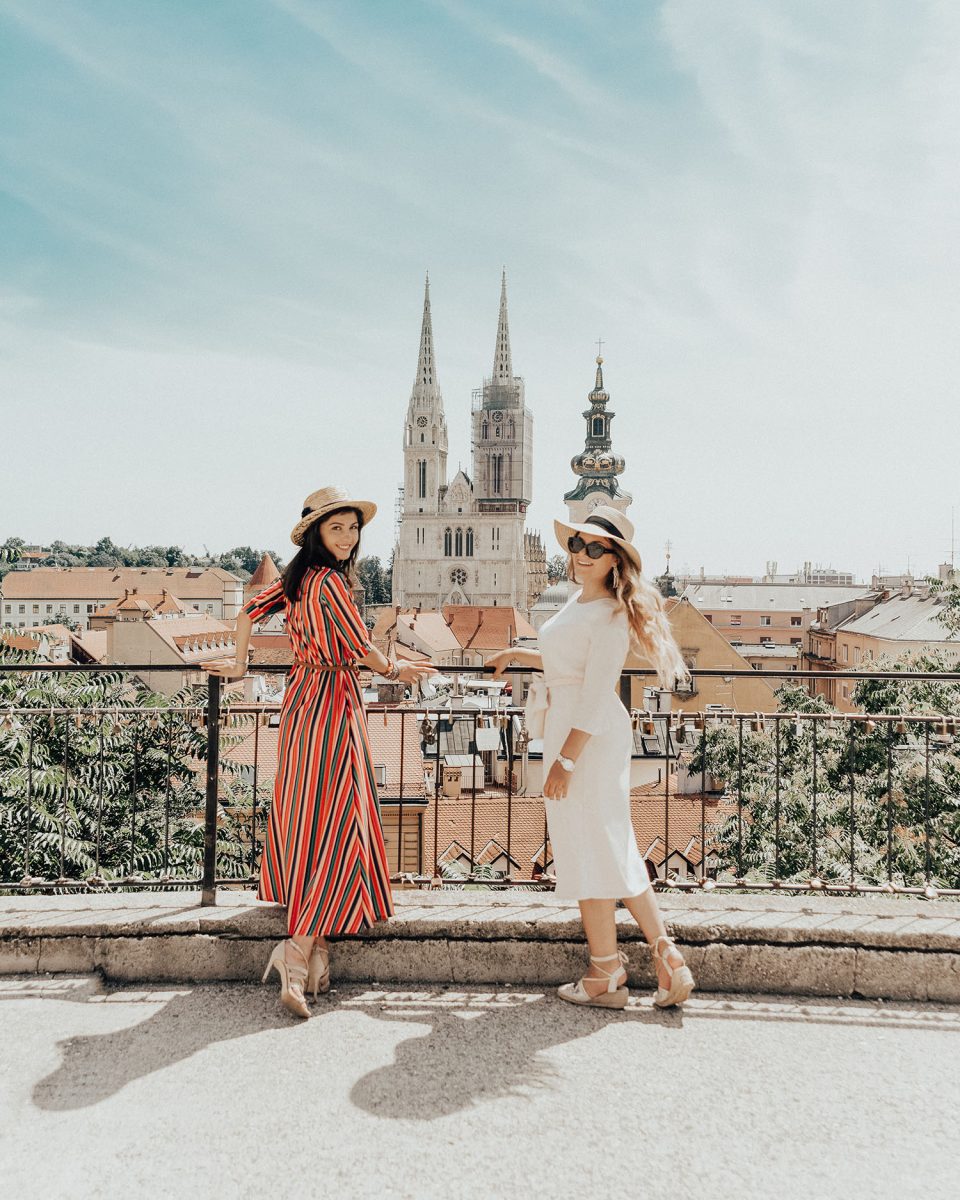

{"left": 413, "top": 272, "right": 438, "bottom": 396}
{"left": 492, "top": 268, "right": 513, "bottom": 383}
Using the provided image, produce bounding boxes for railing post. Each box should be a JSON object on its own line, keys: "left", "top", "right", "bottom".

{"left": 201, "top": 673, "right": 221, "bottom": 906}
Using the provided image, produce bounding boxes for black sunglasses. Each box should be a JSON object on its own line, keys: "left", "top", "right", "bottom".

{"left": 568, "top": 535, "right": 615, "bottom": 559}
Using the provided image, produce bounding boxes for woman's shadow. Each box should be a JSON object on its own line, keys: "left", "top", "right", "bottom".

{"left": 24, "top": 980, "right": 678, "bottom": 1117}
{"left": 343, "top": 990, "right": 674, "bottom": 1120}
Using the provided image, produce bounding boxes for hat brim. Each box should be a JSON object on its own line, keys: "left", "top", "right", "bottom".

{"left": 554, "top": 517, "right": 642, "bottom": 573}
{"left": 291, "top": 500, "right": 377, "bottom": 546}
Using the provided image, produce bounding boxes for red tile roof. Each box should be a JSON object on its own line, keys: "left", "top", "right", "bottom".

{"left": 93, "top": 590, "right": 185, "bottom": 618}
{"left": 223, "top": 710, "right": 426, "bottom": 800}
{"left": 441, "top": 606, "right": 537, "bottom": 649}
{"left": 420, "top": 786, "right": 735, "bottom": 878}
{"left": 247, "top": 632, "right": 293, "bottom": 667}
{"left": 2, "top": 566, "right": 240, "bottom": 600}
{"left": 247, "top": 554, "right": 280, "bottom": 591}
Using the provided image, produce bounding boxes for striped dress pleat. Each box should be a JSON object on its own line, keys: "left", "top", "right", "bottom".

{"left": 243, "top": 567, "right": 393, "bottom": 936}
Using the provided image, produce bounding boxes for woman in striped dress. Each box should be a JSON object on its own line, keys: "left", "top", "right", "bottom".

{"left": 204, "top": 486, "right": 432, "bottom": 1018}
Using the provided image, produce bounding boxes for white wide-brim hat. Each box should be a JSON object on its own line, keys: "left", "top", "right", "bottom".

{"left": 553, "top": 505, "right": 643, "bottom": 573}
{"left": 290, "top": 486, "right": 377, "bottom": 546}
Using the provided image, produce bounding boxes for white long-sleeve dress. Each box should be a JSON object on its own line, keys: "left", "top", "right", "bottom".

{"left": 539, "top": 590, "right": 651, "bottom": 900}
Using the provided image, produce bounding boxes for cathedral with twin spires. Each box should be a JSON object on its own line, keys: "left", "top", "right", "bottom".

{"left": 392, "top": 273, "right": 546, "bottom": 612}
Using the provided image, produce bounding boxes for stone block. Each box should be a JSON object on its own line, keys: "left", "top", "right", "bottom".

{"left": 446, "top": 938, "right": 582, "bottom": 985}
{"left": 333, "top": 937, "right": 455, "bottom": 985}
{"left": 695, "top": 942, "right": 857, "bottom": 997}
{"left": 96, "top": 934, "right": 269, "bottom": 982}
{"left": 0, "top": 936, "right": 40, "bottom": 974}
{"left": 38, "top": 936, "right": 97, "bottom": 974}
{"left": 854, "top": 949, "right": 960, "bottom": 1003}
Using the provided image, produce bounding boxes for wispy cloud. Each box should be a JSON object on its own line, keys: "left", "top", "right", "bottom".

{"left": 1, "top": 1, "right": 958, "bottom": 578}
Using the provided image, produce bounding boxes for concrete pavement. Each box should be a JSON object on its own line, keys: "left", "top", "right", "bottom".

{"left": 2, "top": 974, "right": 957, "bottom": 1200}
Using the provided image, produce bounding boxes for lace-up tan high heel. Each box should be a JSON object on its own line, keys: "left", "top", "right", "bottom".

{"left": 262, "top": 940, "right": 310, "bottom": 1019}
{"left": 307, "top": 940, "right": 330, "bottom": 999}
{"left": 557, "top": 950, "right": 629, "bottom": 1009}
{"left": 651, "top": 935, "right": 695, "bottom": 1008}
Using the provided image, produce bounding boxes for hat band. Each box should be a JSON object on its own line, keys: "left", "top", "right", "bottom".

{"left": 585, "top": 514, "right": 626, "bottom": 539}
{"left": 301, "top": 507, "right": 312, "bottom": 518}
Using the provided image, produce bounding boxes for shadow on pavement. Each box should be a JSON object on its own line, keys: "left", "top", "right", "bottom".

{"left": 343, "top": 991, "right": 672, "bottom": 1120}
{"left": 9, "top": 977, "right": 959, "bottom": 1117}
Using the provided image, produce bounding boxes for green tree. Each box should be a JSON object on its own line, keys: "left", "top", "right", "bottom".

{"left": 929, "top": 574, "right": 960, "bottom": 640}
{"left": 547, "top": 554, "right": 568, "bottom": 583}
{"left": 688, "top": 664, "right": 960, "bottom": 889}
{"left": 0, "top": 652, "right": 259, "bottom": 887}
{"left": 357, "top": 556, "right": 389, "bottom": 605}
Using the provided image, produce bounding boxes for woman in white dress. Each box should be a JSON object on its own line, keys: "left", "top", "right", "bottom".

{"left": 489, "top": 505, "right": 695, "bottom": 1010}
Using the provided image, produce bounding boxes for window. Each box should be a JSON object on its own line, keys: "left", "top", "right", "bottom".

{"left": 2, "top": 604, "right": 8, "bottom": 614}
{"left": 760, "top": 636, "right": 772, "bottom": 644}
{"left": 592, "top": 416, "right": 604, "bottom": 437}
{"left": 46, "top": 604, "right": 53, "bottom": 613}
{"left": 481, "top": 421, "right": 488, "bottom": 439}
{"left": 751, "top": 663, "right": 761, "bottom": 670}
{"left": 18, "top": 605, "right": 24, "bottom": 614}
{"left": 791, "top": 637, "right": 801, "bottom": 646}
{"left": 842, "top": 684, "right": 849, "bottom": 700}
{"left": 842, "top": 644, "right": 849, "bottom": 662}
{"left": 854, "top": 647, "right": 861, "bottom": 665}
{"left": 760, "top": 616, "right": 772, "bottom": 627}
{"left": 373, "top": 765, "right": 387, "bottom": 787}
{"left": 443, "top": 528, "right": 452, "bottom": 556}
{"left": 87, "top": 604, "right": 93, "bottom": 613}
{"left": 73, "top": 604, "right": 80, "bottom": 614}
{"left": 730, "top": 615, "right": 741, "bottom": 626}
{"left": 491, "top": 454, "right": 503, "bottom": 493}
{"left": 417, "top": 460, "right": 427, "bottom": 499}
{"left": 32, "top": 604, "right": 39, "bottom": 614}
{"left": 465, "top": 528, "right": 474, "bottom": 556}
{"left": 705, "top": 614, "right": 713, "bottom": 623}
{"left": 455, "top": 527, "right": 463, "bottom": 556}
{"left": 790, "top": 616, "right": 802, "bottom": 627}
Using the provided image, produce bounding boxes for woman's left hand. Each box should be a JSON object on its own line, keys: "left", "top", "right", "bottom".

{"left": 397, "top": 662, "right": 434, "bottom": 685}
{"left": 543, "top": 760, "right": 572, "bottom": 800}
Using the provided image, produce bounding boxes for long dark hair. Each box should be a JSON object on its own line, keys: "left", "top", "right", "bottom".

{"left": 282, "top": 507, "right": 365, "bottom": 602}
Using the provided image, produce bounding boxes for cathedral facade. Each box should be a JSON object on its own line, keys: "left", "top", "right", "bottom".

{"left": 392, "top": 274, "right": 538, "bottom": 611}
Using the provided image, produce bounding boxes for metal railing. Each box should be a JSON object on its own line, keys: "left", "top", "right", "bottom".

{"left": 1, "top": 660, "right": 959, "bottom": 900}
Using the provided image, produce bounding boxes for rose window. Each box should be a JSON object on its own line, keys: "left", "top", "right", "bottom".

{"left": 450, "top": 568, "right": 467, "bottom": 586}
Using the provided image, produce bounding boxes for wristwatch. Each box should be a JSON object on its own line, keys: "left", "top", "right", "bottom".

{"left": 556, "top": 754, "right": 576, "bottom": 773}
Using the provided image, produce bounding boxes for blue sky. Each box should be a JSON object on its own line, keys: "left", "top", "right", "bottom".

{"left": 2, "top": 0, "right": 958, "bottom": 580}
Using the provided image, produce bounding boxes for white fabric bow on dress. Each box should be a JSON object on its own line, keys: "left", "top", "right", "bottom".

{"left": 524, "top": 675, "right": 548, "bottom": 740}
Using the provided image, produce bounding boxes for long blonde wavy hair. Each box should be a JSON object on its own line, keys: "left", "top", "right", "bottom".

{"left": 568, "top": 549, "right": 690, "bottom": 690}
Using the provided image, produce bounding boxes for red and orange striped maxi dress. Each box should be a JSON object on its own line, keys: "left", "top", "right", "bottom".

{"left": 243, "top": 566, "right": 393, "bottom": 936}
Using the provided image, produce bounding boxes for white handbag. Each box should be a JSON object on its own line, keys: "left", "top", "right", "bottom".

{"left": 523, "top": 675, "right": 548, "bottom": 740}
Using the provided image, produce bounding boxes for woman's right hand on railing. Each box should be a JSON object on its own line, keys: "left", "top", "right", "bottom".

{"left": 200, "top": 658, "right": 248, "bottom": 681}
{"left": 487, "top": 651, "right": 515, "bottom": 679}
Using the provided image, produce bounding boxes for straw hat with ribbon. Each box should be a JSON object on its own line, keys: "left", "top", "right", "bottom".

{"left": 289, "top": 486, "right": 377, "bottom": 547}
{"left": 553, "top": 505, "right": 643, "bottom": 573}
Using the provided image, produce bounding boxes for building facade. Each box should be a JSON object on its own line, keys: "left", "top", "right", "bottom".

{"left": 805, "top": 579, "right": 960, "bottom": 711}
{"left": 392, "top": 274, "right": 538, "bottom": 612}
{"left": 1, "top": 566, "right": 243, "bottom": 631}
